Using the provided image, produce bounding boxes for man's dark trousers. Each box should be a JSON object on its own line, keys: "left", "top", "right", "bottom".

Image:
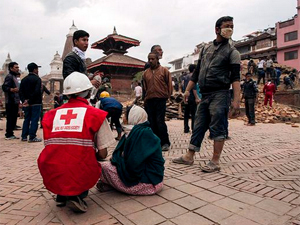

{"left": 245, "top": 98, "right": 255, "bottom": 124}
{"left": 145, "top": 98, "right": 170, "bottom": 146}
{"left": 5, "top": 103, "right": 19, "bottom": 138}
{"left": 22, "top": 105, "right": 41, "bottom": 140}
{"left": 257, "top": 69, "right": 265, "bottom": 85}
{"left": 184, "top": 102, "right": 197, "bottom": 133}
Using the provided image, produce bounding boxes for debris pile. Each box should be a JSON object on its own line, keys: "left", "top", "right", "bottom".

{"left": 121, "top": 89, "right": 300, "bottom": 125}
{"left": 239, "top": 92, "right": 300, "bottom": 126}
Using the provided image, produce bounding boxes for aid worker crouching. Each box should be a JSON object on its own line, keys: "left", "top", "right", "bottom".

{"left": 37, "top": 72, "right": 115, "bottom": 213}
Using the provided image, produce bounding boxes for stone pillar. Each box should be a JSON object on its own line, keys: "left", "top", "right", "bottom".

{"left": 50, "top": 81, "right": 54, "bottom": 93}
{"left": 59, "top": 80, "right": 63, "bottom": 94}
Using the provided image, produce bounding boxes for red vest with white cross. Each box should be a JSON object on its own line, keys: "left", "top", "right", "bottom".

{"left": 38, "top": 97, "right": 108, "bottom": 196}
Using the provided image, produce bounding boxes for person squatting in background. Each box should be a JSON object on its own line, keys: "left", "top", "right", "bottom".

{"left": 96, "top": 91, "right": 123, "bottom": 141}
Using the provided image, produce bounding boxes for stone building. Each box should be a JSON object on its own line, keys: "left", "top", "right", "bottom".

{"left": 276, "top": 0, "right": 300, "bottom": 71}
{"left": 42, "top": 22, "right": 78, "bottom": 93}
{"left": 234, "top": 28, "right": 277, "bottom": 60}
{"left": 41, "top": 51, "right": 63, "bottom": 93}
{"left": 87, "top": 27, "right": 145, "bottom": 94}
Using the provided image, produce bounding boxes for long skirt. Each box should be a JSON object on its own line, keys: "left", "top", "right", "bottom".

{"left": 99, "top": 161, "right": 163, "bottom": 195}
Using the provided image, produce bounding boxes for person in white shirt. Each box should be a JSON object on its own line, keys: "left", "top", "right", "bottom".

{"left": 257, "top": 58, "right": 266, "bottom": 85}
{"left": 134, "top": 82, "right": 142, "bottom": 104}
{"left": 265, "top": 56, "right": 273, "bottom": 79}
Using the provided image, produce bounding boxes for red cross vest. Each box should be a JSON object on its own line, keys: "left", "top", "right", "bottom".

{"left": 38, "top": 97, "right": 107, "bottom": 196}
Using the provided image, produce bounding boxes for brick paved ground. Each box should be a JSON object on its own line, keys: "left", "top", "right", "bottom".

{"left": 0, "top": 118, "right": 300, "bottom": 225}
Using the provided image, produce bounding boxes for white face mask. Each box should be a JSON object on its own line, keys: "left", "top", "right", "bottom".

{"left": 220, "top": 28, "right": 233, "bottom": 39}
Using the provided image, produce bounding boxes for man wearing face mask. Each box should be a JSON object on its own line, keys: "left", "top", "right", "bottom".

{"left": 173, "top": 16, "right": 241, "bottom": 172}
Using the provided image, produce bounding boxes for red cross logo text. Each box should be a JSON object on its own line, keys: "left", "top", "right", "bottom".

{"left": 60, "top": 110, "right": 78, "bottom": 125}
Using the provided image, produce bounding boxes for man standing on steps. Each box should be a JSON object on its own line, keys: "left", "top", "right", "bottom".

{"left": 142, "top": 52, "right": 172, "bottom": 151}
{"left": 173, "top": 16, "right": 241, "bottom": 172}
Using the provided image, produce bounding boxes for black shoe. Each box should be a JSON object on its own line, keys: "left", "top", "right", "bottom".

{"left": 5, "top": 135, "right": 20, "bottom": 140}
{"left": 68, "top": 196, "right": 88, "bottom": 213}
{"left": 14, "top": 125, "right": 22, "bottom": 130}
{"left": 56, "top": 195, "right": 67, "bottom": 207}
{"left": 184, "top": 130, "right": 189, "bottom": 133}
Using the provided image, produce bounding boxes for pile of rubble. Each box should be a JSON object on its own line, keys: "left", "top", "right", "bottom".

{"left": 239, "top": 92, "right": 300, "bottom": 126}
{"left": 121, "top": 93, "right": 185, "bottom": 120}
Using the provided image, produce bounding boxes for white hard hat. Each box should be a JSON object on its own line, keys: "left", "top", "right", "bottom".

{"left": 63, "top": 72, "right": 93, "bottom": 95}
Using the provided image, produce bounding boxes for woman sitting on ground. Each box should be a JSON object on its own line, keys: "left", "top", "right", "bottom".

{"left": 97, "top": 105, "right": 165, "bottom": 195}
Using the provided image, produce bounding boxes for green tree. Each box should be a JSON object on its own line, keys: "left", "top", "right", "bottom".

{"left": 133, "top": 71, "right": 143, "bottom": 82}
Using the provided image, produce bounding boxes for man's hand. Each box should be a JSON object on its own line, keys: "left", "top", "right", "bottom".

{"left": 22, "top": 100, "right": 29, "bottom": 107}
{"left": 229, "top": 99, "right": 240, "bottom": 118}
{"left": 195, "top": 98, "right": 201, "bottom": 104}
{"left": 10, "top": 88, "right": 19, "bottom": 93}
{"left": 91, "top": 80, "right": 101, "bottom": 88}
{"left": 183, "top": 91, "right": 190, "bottom": 103}
{"left": 231, "top": 99, "right": 240, "bottom": 110}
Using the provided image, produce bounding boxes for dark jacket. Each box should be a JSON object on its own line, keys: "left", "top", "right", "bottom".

{"left": 191, "top": 40, "right": 241, "bottom": 93}
{"left": 62, "top": 52, "right": 87, "bottom": 79}
{"left": 19, "top": 73, "right": 42, "bottom": 105}
{"left": 99, "top": 97, "right": 123, "bottom": 111}
{"left": 42, "top": 85, "right": 50, "bottom": 95}
{"left": 2, "top": 72, "right": 20, "bottom": 104}
{"left": 111, "top": 121, "right": 165, "bottom": 187}
{"left": 242, "top": 79, "right": 258, "bottom": 99}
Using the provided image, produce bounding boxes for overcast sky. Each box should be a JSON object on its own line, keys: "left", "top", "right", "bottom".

{"left": 0, "top": 0, "right": 297, "bottom": 75}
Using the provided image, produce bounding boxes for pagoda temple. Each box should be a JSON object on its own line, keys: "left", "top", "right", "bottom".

{"left": 87, "top": 27, "right": 145, "bottom": 94}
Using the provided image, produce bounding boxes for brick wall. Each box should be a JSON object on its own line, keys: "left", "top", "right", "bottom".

{"left": 111, "top": 75, "right": 133, "bottom": 94}
{"left": 274, "top": 90, "right": 300, "bottom": 107}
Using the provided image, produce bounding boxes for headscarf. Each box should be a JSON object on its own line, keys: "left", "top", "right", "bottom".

{"left": 123, "top": 105, "right": 148, "bottom": 133}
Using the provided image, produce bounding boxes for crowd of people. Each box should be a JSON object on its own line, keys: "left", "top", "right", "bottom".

{"left": 1, "top": 15, "right": 299, "bottom": 214}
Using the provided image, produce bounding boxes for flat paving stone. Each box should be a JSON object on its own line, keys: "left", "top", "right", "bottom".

{"left": 152, "top": 202, "right": 188, "bottom": 219}
{"left": 127, "top": 209, "right": 165, "bottom": 225}
{"left": 171, "top": 212, "right": 214, "bottom": 225}
{"left": 195, "top": 204, "right": 233, "bottom": 223}
{"left": 157, "top": 188, "right": 187, "bottom": 201}
{"left": 237, "top": 205, "right": 279, "bottom": 225}
{"left": 133, "top": 195, "right": 167, "bottom": 208}
{"left": 112, "top": 199, "right": 146, "bottom": 216}
{"left": 220, "top": 214, "right": 261, "bottom": 225}
{"left": 193, "top": 190, "right": 225, "bottom": 202}
{"left": 174, "top": 196, "right": 207, "bottom": 210}
{"left": 213, "top": 197, "right": 250, "bottom": 213}
{"left": 174, "top": 183, "right": 204, "bottom": 194}
{"left": 255, "top": 198, "right": 293, "bottom": 216}
{"left": 229, "top": 191, "right": 264, "bottom": 205}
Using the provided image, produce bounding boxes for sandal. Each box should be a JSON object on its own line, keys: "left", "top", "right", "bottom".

{"left": 28, "top": 137, "right": 42, "bottom": 142}
{"left": 96, "top": 180, "right": 113, "bottom": 192}
{"left": 201, "top": 161, "right": 220, "bottom": 173}
{"left": 172, "top": 156, "right": 194, "bottom": 165}
{"left": 68, "top": 196, "right": 88, "bottom": 213}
